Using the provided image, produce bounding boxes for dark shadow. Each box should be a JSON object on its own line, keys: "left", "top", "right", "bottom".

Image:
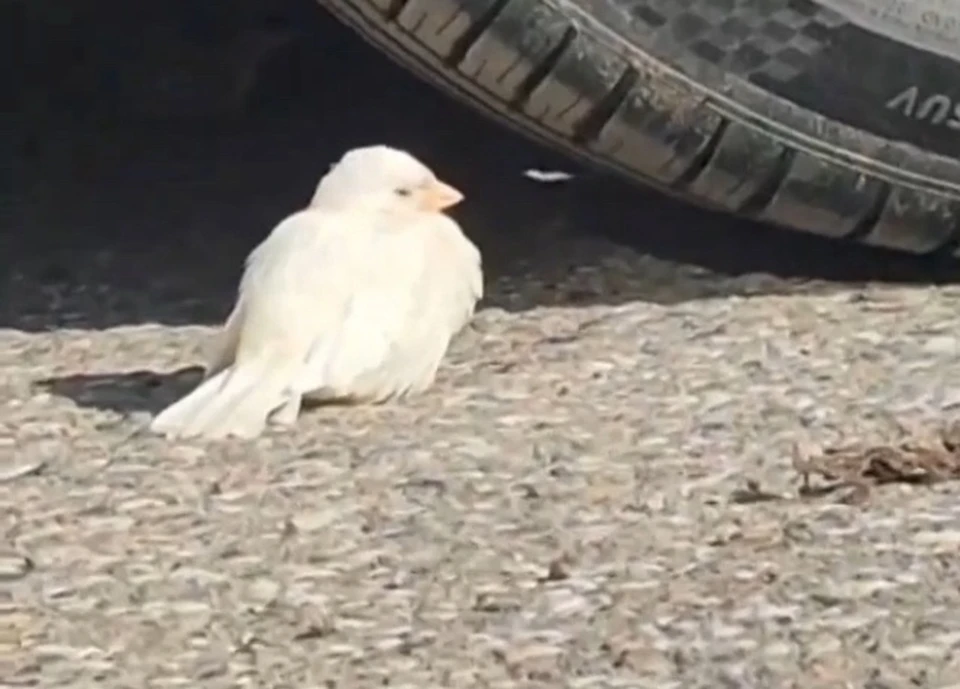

{"left": 5, "top": 0, "right": 960, "bottom": 334}
{"left": 37, "top": 366, "right": 380, "bottom": 416}
{"left": 35, "top": 367, "right": 204, "bottom": 416}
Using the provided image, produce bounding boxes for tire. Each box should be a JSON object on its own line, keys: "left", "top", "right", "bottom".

{"left": 316, "top": 0, "right": 960, "bottom": 256}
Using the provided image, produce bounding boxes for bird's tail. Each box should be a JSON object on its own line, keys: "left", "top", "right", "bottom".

{"left": 150, "top": 358, "right": 297, "bottom": 440}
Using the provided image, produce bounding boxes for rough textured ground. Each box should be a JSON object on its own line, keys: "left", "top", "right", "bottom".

{"left": 6, "top": 251, "right": 960, "bottom": 689}
{"left": 7, "top": 11, "right": 960, "bottom": 688}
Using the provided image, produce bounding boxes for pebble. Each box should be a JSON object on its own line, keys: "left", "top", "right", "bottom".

{"left": 0, "top": 553, "right": 33, "bottom": 582}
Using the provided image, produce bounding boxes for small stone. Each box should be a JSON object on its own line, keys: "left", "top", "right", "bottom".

{"left": 245, "top": 578, "right": 281, "bottom": 606}
{"left": 923, "top": 336, "right": 959, "bottom": 356}
{"left": 0, "top": 459, "right": 46, "bottom": 483}
{"left": 0, "top": 553, "right": 33, "bottom": 582}
{"left": 914, "top": 530, "right": 960, "bottom": 548}
{"left": 290, "top": 508, "right": 341, "bottom": 533}
{"left": 125, "top": 410, "right": 153, "bottom": 426}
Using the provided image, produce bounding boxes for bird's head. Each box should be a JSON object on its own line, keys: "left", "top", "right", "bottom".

{"left": 310, "top": 145, "right": 463, "bottom": 216}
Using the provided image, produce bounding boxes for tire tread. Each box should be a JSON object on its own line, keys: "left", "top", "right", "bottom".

{"left": 320, "top": 0, "right": 960, "bottom": 256}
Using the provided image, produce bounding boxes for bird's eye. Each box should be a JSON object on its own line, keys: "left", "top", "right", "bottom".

{"left": 395, "top": 188, "right": 413, "bottom": 197}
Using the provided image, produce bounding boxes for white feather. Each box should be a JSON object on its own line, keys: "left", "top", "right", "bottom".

{"left": 152, "top": 208, "right": 356, "bottom": 439}
{"left": 298, "top": 212, "right": 482, "bottom": 403}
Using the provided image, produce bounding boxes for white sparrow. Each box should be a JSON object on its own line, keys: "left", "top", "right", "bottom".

{"left": 150, "top": 144, "right": 482, "bottom": 440}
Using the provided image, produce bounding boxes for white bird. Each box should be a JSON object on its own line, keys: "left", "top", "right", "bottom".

{"left": 150, "top": 145, "right": 483, "bottom": 440}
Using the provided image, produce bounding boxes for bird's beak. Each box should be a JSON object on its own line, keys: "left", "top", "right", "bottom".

{"left": 419, "top": 180, "right": 464, "bottom": 211}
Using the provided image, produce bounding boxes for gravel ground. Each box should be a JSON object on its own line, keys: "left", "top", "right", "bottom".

{"left": 7, "top": 13, "right": 960, "bottom": 688}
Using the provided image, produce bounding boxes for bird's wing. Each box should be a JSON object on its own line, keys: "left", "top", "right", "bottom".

{"left": 222, "top": 208, "right": 372, "bottom": 370}
{"left": 295, "top": 213, "right": 481, "bottom": 397}
{"left": 295, "top": 218, "right": 432, "bottom": 394}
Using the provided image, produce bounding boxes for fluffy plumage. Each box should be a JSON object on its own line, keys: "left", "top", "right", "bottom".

{"left": 150, "top": 145, "right": 482, "bottom": 440}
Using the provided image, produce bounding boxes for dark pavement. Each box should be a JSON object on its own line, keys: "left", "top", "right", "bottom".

{"left": 4, "top": 1, "right": 960, "bottom": 333}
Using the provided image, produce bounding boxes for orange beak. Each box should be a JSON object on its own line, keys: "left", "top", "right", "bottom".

{"left": 418, "top": 180, "right": 464, "bottom": 212}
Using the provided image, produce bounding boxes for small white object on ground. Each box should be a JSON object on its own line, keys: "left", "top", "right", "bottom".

{"left": 523, "top": 169, "right": 575, "bottom": 183}
{"left": 150, "top": 145, "right": 483, "bottom": 441}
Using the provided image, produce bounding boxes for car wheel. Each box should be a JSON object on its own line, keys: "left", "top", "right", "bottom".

{"left": 318, "top": 0, "right": 960, "bottom": 256}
